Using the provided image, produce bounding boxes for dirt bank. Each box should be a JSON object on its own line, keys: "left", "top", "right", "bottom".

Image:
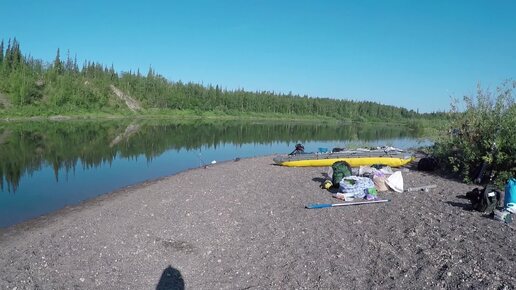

{"left": 1, "top": 156, "right": 515, "bottom": 289}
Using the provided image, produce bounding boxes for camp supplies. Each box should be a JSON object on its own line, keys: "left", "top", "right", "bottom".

{"left": 373, "top": 175, "right": 389, "bottom": 192}
{"left": 332, "top": 192, "right": 355, "bottom": 201}
{"left": 466, "top": 184, "right": 502, "bottom": 213}
{"left": 506, "top": 203, "right": 516, "bottom": 214}
{"left": 417, "top": 157, "right": 438, "bottom": 171}
{"left": 289, "top": 143, "right": 305, "bottom": 155}
{"left": 385, "top": 171, "right": 404, "bottom": 193}
{"left": 332, "top": 161, "right": 352, "bottom": 186}
{"left": 339, "top": 176, "right": 375, "bottom": 198}
{"left": 505, "top": 178, "right": 516, "bottom": 209}
{"left": 322, "top": 180, "right": 333, "bottom": 189}
{"left": 318, "top": 147, "right": 329, "bottom": 153}
{"left": 493, "top": 209, "right": 512, "bottom": 224}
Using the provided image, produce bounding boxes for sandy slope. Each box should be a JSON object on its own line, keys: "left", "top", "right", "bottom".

{"left": 110, "top": 85, "right": 142, "bottom": 112}
{"left": 1, "top": 156, "right": 515, "bottom": 289}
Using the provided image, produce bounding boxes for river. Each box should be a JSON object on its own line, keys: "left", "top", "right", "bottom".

{"left": 0, "top": 119, "right": 431, "bottom": 227}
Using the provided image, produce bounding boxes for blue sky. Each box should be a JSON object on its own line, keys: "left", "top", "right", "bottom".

{"left": 2, "top": 0, "right": 515, "bottom": 112}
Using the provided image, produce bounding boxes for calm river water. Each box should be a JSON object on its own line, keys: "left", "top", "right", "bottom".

{"left": 0, "top": 119, "right": 431, "bottom": 227}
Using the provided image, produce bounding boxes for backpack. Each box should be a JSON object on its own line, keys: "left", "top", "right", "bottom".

{"left": 466, "top": 184, "right": 501, "bottom": 213}
{"left": 289, "top": 143, "right": 305, "bottom": 155}
{"left": 332, "top": 161, "right": 352, "bottom": 186}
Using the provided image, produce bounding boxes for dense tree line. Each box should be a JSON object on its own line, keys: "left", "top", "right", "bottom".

{"left": 0, "top": 39, "right": 446, "bottom": 121}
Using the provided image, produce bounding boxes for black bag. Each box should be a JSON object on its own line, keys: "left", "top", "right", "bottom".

{"left": 466, "top": 184, "right": 501, "bottom": 213}
{"left": 417, "top": 157, "right": 438, "bottom": 171}
{"left": 332, "top": 147, "right": 345, "bottom": 153}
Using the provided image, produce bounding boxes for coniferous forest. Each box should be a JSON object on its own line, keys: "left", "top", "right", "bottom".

{"left": 0, "top": 38, "right": 446, "bottom": 122}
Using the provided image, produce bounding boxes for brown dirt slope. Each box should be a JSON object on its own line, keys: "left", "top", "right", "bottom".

{"left": 110, "top": 85, "right": 142, "bottom": 112}
{"left": 0, "top": 156, "right": 514, "bottom": 289}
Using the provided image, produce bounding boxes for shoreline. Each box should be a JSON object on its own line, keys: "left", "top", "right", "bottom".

{"left": 0, "top": 159, "right": 233, "bottom": 234}
{"left": 1, "top": 156, "right": 515, "bottom": 289}
{"left": 0, "top": 112, "right": 340, "bottom": 124}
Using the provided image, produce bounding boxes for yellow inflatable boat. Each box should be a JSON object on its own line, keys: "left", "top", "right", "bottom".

{"left": 273, "top": 149, "right": 414, "bottom": 167}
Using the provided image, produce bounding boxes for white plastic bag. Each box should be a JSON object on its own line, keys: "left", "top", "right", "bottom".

{"left": 385, "top": 171, "right": 404, "bottom": 193}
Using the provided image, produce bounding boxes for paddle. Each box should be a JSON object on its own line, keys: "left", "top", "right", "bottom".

{"left": 306, "top": 199, "right": 390, "bottom": 209}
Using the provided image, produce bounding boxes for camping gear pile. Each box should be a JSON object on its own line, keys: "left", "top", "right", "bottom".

{"left": 297, "top": 144, "right": 516, "bottom": 221}
{"left": 462, "top": 139, "right": 515, "bottom": 224}
{"left": 481, "top": 177, "right": 516, "bottom": 224}
{"left": 323, "top": 161, "right": 406, "bottom": 203}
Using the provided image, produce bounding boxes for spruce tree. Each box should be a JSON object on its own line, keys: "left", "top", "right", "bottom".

{"left": 65, "top": 49, "right": 73, "bottom": 72}
{"left": 11, "top": 38, "right": 21, "bottom": 66}
{"left": 0, "top": 40, "right": 4, "bottom": 64}
{"left": 53, "top": 48, "right": 62, "bottom": 74}
{"left": 5, "top": 38, "right": 12, "bottom": 71}
{"left": 73, "top": 54, "right": 79, "bottom": 73}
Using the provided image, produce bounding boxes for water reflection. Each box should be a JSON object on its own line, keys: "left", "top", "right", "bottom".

{"left": 0, "top": 119, "right": 421, "bottom": 193}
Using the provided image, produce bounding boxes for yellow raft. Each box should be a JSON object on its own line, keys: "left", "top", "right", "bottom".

{"left": 273, "top": 150, "right": 414, "bottom": 167}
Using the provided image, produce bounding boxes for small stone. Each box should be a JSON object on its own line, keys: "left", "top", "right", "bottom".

{"left": 80, "top": 278, "right": 85, "bottom": 282}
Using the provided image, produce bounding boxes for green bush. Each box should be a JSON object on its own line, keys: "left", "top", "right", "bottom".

{"left": 432, "top": 80, "right": 516, "bottom": 187}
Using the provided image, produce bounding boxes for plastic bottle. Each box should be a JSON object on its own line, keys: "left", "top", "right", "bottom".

{"left": 505, "top": 178, "right": 516, "bottom": 209}
{"left": 323, "top": 180, "right": 333, "bottom": 189}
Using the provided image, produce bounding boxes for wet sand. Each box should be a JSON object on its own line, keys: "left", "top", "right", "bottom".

{"left": 1, "top": 156, "right": 515, "bottom": 289}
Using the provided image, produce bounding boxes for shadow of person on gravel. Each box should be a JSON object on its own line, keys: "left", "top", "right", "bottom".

{"left": 156, "top": 265, "right": 185, "bottom": 290}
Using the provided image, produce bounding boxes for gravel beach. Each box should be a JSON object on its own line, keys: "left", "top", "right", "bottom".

{"left": 1, "top": 156, "right": 515, "bottom": 289}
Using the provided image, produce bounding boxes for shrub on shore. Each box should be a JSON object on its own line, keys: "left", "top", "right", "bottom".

{"left": 432, "top": 80, "right": 516, "bottom": 188}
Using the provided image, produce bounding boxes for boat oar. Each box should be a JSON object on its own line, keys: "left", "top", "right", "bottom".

{"left": 306, "top": 199, "right": 390, "bottom": 209}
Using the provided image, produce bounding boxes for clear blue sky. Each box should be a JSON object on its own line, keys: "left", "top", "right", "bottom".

{"left": 2, "top": 0, "right": 515, "bottom": 112}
